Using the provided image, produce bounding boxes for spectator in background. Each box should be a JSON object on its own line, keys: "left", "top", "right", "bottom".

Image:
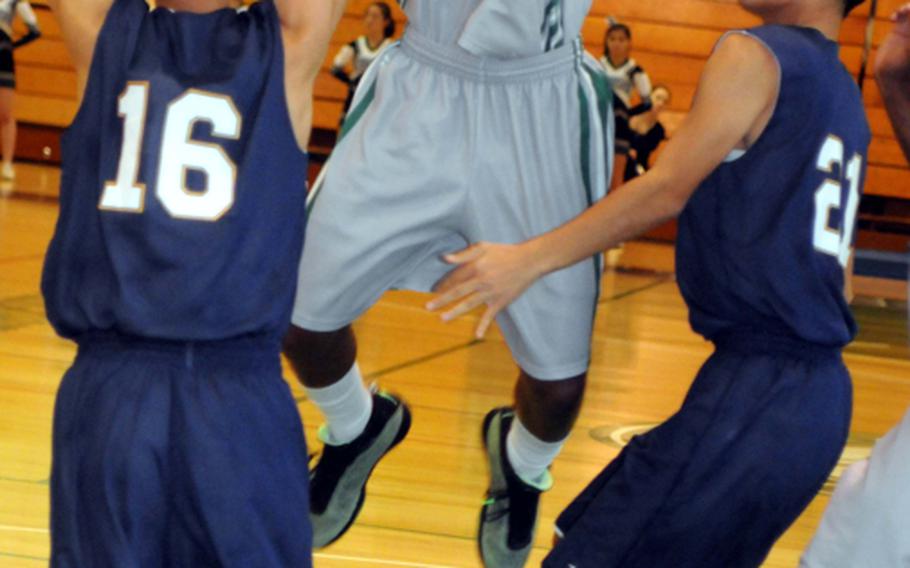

{"left": 331, "top": 1, "right": 394, "bottom": 126}
{"left": 602, "top": 20, "right": 651, "bottom": 190}
{"left": 0, "top": 0, "right": 40, "bottom": 181}
{"left": 602, "top": 21, "right": 652, "bottom": 110}
{"left": 625, "top": 84, "right": 671, "bottom": 181}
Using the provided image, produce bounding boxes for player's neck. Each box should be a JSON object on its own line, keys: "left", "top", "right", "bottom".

{"left": 760, "top": 6, "right": 842, "bottom": 41}
{"left": 155, "top": 0, "right": 237, "bottom": 13}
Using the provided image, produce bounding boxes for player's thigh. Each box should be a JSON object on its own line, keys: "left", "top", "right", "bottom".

{"left": 294, "top": 52, "right": 473, "bottom": 330}
{"left": 51, "top": 351, "right": 171, "bottom": 568}
{"left": 496, "top": 259, "right": 598, "bottom": 380}
{"left": 171, "top": 357, "right": 312, "bottom": 567}
{"left": 467, "top": 72, "right": 599, "bottom": 379}
{"left": 623, "top": 352, "right": 852, "bottom": 567}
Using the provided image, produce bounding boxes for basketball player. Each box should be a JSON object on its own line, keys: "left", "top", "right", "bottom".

{"left": 41, "top": 0, "right": 345, "bottom": 565}
{"left": 0, "top": 0, "right": 40, "bottom": 180}
{"left": 429, "top": 0, "right": 869, "bottom": 565}
{"left": 282, "top": 0, "right": 613, "bottom": 564}
{"left": 800, "top": 5, "right": 910, "bottom": 566}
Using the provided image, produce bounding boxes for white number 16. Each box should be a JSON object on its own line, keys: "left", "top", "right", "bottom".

{"left": 99, "top": 83, "right": 242, "bottom": 222}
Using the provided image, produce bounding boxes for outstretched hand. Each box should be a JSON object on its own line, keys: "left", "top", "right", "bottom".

{"left": 426, "top": 242, "right": 544, "bottom": 339}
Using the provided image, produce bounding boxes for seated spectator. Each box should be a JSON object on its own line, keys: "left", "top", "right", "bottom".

{"left": 625, "top": 85, "right": 671, "bottom": 181}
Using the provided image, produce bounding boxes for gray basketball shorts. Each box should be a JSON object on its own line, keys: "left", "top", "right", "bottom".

{"left": 292, "top": 31, "right": 614, "bottom": 380}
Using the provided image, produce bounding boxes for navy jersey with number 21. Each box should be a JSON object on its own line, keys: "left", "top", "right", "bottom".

{"left": 42, "top": 0, "right": 308, "bottom": 342}
{"left": 676, "top": 25, "right": 871, "bottom": 347}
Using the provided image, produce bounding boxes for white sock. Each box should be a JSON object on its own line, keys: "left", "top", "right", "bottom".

{"left": 506, "top": 416, "right": 564, "bottom": 490}
{"left": 305, "top": 363, "right": 373, "bottom": 445}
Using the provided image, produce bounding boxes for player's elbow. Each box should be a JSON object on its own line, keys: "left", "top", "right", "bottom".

{"left": 645, "top": 168, "right": 691, "bottom": 219}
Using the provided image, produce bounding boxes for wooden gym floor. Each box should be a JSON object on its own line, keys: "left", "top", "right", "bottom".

{"left": 1, "top": 165, "right": 908, "bottom": 567}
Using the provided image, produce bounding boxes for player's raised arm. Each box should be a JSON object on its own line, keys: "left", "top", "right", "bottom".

{"left": 276, "top": 0, "right": 348, "bottom": 149}
{"left": 45, "top": 0, "right": 113, "bottom": 96}
{"left": 276, "top": 0, "right": 347, "bottom": 75}
{"left": 876, "top": 4, "right": 910, "bottom": 161}
{"left": 428, "top": 32, "right": 780, "bottom": 337}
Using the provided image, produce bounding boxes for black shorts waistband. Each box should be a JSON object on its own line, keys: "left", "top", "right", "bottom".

{"left": 711, "top": 330, "right": 843, "bottom": 361}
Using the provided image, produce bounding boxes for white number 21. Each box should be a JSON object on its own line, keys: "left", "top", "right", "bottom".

{"left": 813, "top": 135, "right": 861, "bottom": 268}
{"left": 99, "top": 82, "right": 242, "bottom": 222}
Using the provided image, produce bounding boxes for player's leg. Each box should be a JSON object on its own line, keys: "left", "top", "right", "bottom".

{"left": 546, "top": 342, "right": 852, "bottom": 568}
{"left": 50, "top": 343, "right": 170, "bottom": 567}
{"left": 479, "top": 371, "right": 586, "bottom": 567}
{"left": 283, "top": 324, "right": 411, "bottom": 549}
{"left": 169, "top": 343, "right": 312, "bottom": 567}
{"left": 285, "top": 44, "right": 472, "bottom": 548}
{"left": 469, "top": 45, "right": 607, "bottom": 567}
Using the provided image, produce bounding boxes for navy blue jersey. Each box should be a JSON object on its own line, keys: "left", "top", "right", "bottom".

{"left": 676, "top": 25, "right": 871, "bottom": 347}
{"left": 42, "top": 0, "right": 309, "bottom": 342}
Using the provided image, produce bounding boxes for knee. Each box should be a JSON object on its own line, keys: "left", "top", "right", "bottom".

{"left": 522, "top": 372, "right": 587, "bottom": 414}
{"left": 0, "top": 108, "right": 13, "bottom": 126}
{"left": 282, "top": 325, "right": 355, "bottom": 383}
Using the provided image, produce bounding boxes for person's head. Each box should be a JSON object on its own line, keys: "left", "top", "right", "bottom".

{"left": 365, "top": 2, "right": 395, "bottom": 40}
{"left": 739, "top": 0, "right": 864, "bottom": 19}
{"left": 605, "top": 23, "right": 631, "bottom": 64}
{"left": 650, "top": 85, "right": 671, "bottom": 113}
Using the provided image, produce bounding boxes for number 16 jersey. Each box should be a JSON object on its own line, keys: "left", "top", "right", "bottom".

{"left": 42, "top": 0, "right": 309, "bottom": 342}
{"left": 677, "top": 25, "right": 871, "bottom": 347}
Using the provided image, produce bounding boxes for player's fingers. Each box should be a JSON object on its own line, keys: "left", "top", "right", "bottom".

{"left": 443, "top": 243, "right": 487, "bottom": 265}
{"left": 474, "top": 306, "right": 498, "bottom": 339}
{"left": 427, "top": 279, "right": 479, "bottom": 311}
{"left": 441, "top": 293, "right": 487, "bottom": 322}
{"left": 431, "top": 266, "right": 471, "bottom": 295}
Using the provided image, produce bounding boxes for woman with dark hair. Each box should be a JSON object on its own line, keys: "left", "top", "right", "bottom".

{"left": 331, "top": 2, "right": 394, "bottom": 124}
{"left": 0, "top": 0, "right": 40, "bottom": 181}
{"left": 601, "top": 21, "right": 652, "bottom": 110}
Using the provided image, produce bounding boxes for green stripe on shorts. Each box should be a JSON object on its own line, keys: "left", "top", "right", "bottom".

{"left": 308, "top": 77, "right": 380, "bottom": 215}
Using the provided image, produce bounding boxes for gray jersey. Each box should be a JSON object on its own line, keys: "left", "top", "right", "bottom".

{"left": 399, "top": 0, "right": 591, "bottom": 58}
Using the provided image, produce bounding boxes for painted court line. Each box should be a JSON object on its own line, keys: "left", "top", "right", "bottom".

{"left": 0, "top": 524, "right": 47, "bottom": 534}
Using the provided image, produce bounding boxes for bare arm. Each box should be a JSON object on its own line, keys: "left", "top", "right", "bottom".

{"left": 876, "top": 4, "right": 910, "bottom": 162}
{"left": 428, "top": 33, "right": 780, "bottom": 337}
{"left": 276, "top": 0, "right": 349, "bottom": 149}
{"left": 45, "top": 0, "right": 113, "bottom": 98}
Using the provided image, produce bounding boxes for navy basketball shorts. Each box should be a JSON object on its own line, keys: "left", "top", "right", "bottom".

{"left": 545, "top": 331, "right": 852, "bottom": 568}
{"left": 50, "top": 334, "right": 312, "bottom": 568}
